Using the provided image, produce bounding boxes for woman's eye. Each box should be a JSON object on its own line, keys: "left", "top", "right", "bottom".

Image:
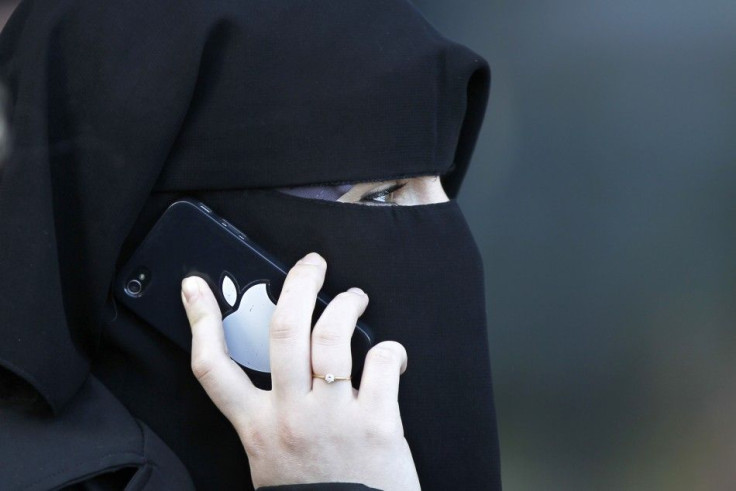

{"left": 359, "top": 183, "right": 406, "bottom": 205}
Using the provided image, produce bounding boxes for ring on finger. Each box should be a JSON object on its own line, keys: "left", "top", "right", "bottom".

{"left": 313, "top": 372, "right": 351, "bottom": 384}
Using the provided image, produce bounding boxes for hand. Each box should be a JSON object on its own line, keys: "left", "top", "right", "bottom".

{"left": 180, "top": 253, "right": 420, "bottom": 491}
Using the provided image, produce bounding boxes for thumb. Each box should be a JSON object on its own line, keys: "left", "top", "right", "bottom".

{"left": 181, "top": 276, "right": 257, "bottom": 423}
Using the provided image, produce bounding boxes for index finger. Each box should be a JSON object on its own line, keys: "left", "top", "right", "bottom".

{"left": 269, "top": 252, "right": 326, "bottom": 399}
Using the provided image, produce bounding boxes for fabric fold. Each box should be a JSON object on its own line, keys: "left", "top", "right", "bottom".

{"left": 0, "top": 375, "right": 194, "bottom": 490}
{"left": 0, "top": 1, "right": 496, "bottom": 489}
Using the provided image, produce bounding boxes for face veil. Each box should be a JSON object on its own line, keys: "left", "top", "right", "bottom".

{"left": 0, "top": 0, "right": 500, "bottom": 489}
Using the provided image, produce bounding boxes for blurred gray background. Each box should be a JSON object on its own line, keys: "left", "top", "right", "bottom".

{"left": 411, "top": 0, "right": 736, "bottom": 489}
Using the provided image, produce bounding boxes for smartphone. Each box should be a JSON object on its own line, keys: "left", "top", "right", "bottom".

{"left": 113, "top": 198, "right": 374, "bottom": 389}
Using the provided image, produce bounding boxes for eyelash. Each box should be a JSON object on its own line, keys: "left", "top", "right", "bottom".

{"left": 359, "top": 183, "right": 407, "bottom": 205}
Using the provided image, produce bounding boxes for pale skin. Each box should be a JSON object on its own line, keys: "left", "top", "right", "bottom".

{"left": 180, "top": 175, "right": 447, "bottom": 489}
{"left": 337, "top": 175, "right": 448, "bottom": 206}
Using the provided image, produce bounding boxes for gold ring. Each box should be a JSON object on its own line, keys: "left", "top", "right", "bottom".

{"left": 313, "top": 373, "right": 351, "bottom": 384}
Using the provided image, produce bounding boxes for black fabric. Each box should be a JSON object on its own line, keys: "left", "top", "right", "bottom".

{"left": 0, "top": 376, "right": 194, "bottom": 490}
{"left": 0, "top": 0, "right": 499, "bottom": 489}
{"left": 199, "top": 190, "right": 501, "bottom": 491}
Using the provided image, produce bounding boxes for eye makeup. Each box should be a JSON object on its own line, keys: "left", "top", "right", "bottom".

{"left": 359, "top": 182, "right": 407, "bottom": 205}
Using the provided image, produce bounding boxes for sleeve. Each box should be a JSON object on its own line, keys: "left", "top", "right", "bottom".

{"left": 0, "top": 373, "right": 195, "bottom": 491}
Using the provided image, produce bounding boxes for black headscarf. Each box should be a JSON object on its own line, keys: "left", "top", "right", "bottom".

{"left": 0, "top": 0, "right": 499, "bottom": 489}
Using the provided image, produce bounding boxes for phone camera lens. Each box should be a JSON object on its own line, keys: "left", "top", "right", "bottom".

{"left": 124, "top": 266, "right": 151, "bottom": 297}
{"left": 125, "top": 279, "right": 143, "bottom": 297}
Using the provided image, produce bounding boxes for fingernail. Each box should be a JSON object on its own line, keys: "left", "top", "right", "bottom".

{"left": 181, "top": 277, "right": 200, "bottom": 304}
{"left": 348, "top": 287, "right": 366, "bottom": 296}
{"left": 299, "top": 252, "right": 325, "bottom": 266}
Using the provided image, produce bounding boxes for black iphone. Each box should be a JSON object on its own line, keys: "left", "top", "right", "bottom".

{"left": 113, "top": 198, "right": 373, "bottom": 389}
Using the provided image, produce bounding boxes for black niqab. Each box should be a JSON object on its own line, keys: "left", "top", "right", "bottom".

{"left": 0, "top": 0, "right": 499, "bottom": 489}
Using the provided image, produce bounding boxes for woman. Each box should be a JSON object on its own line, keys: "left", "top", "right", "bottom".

{"left": 0, "top": 0, "right": 500, "bottom": 489}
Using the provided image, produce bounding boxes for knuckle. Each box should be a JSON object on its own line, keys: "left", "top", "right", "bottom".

{"left": 313, "top": 324, "right": 344, "bottom": 347}
{"left": 190, "top": 352, "right": 216, "bottom": 382}
{"left": 296, "top": 253, "right": 326, "bottom": 269}
{"left": 190, "top": 309, "right": 220, "bottom": 329}
{"left": 289, "top": 262, "right": 325, "bottom": 284}
{"left": 334, "top": 290, "right": 359, "bottom": 303}
{"left": 382, "top": 341, "right": 408, "bottom": 358}
{"left": 269, "top": 311, "right": 299, "bottom": 340}
{"left": 364, "top": 416, "right": 403, "bottom": 445}
{"left": 368, "top": 343, "right": 404, "bottom": 367}
{"left": 335, "top": 290, "right": 368, "bottom": 310}
{"left": 276, "top": 416, "right": 308, "bottom": 451}
{"left": 278, "top": 273, "right": 321, "bottom": 301}
{"left": 240, "top": 423, "right": 268, "bottom": 458}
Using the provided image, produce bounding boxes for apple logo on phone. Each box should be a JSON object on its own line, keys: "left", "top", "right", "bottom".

{"left": 221, "top": 273, "right": 276, "bottom": 373}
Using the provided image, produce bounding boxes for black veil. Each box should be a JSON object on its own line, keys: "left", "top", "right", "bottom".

{"left": 0, "top": 1, "right": 498, "bottom": 489}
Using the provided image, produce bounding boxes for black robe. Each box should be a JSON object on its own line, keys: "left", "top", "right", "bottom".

{"left": 0, "top": 0, "right": 500, "bottom": 489}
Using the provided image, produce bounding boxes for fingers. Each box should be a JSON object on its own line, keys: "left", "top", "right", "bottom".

{"left": 311, "top": 287, "right": 369, "bottom": 397}
{"left": 182, "top": 276, "right": 257, "bottom": 423}
{"left": 358, "top": 341, "right": 408, "bottom": 409}
{"left": 270, "top": 252, "right": 326, "bottom": 399}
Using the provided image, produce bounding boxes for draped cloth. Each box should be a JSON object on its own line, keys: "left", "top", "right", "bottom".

{"left": 0, "top": 1, "right": 499, "bottom": 489}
